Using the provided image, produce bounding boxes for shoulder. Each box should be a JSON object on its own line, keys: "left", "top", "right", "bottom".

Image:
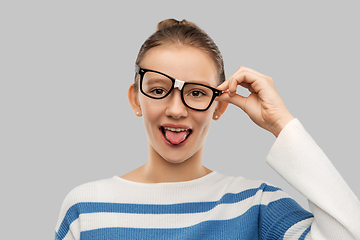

{"left": 55, "top": 177, "right": 120, "bottom": 236}
{"left": 60, "top": 177, "right": 119, "bottom": 208}
{"left": 215, "top": 172, "right": 288, "bottom": 201}
{"left": 216, "top": 172, "right": 280, "bottom": 190}
{"left": 221, "top": 174, "right": 311, "bottom": 214}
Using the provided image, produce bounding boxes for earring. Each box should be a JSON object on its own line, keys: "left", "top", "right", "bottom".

{"left": 215, "top": 115, "right": 218, "bottom": 119}
{"left": 136, "top": 112, "right": 139, "bottom": 115}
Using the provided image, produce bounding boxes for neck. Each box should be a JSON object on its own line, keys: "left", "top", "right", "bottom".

{"left": 142, "top": 145, "right": 211, "bottom": 183}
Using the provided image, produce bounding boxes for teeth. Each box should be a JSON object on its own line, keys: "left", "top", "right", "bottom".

{"left": 164, "top": 127, "right": 188, "bottom": 132}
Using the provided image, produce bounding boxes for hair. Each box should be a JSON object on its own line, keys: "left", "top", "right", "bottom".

{"left": 134, "top": 18, "right": 225, "bottom": 91}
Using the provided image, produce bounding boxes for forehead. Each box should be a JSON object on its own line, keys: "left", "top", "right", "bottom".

{"left": 140, "top": 45, "right": 219, "bottom": 86}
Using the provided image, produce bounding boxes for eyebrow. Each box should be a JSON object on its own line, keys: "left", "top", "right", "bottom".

{"left": 185, "top": 79, "right": 217, "bottom": 87}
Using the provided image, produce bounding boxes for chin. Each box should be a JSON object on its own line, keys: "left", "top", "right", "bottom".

{"left": 149, "top": 136, "right": 204, "bottom": 166}
{"left": 161, "top": 154, "right": 190, "bottom": 164}
{"left": 159, "top": 146, "right": 203, "bottom": 165}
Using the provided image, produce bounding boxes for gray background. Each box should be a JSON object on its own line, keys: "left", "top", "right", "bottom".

{"left": 1, "top": 1, "right": 359, "bottom": 239}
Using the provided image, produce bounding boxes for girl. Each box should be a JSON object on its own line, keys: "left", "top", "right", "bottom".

{"left": 55, "top": 19, "right": 360, "bottom": 240}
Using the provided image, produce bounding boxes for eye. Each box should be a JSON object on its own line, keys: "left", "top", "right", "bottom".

{"left": 150, "top": 88, "right": 167, "bottom": 96}
{"left": 189, "top": 90, "right": 206, "bottom": 97}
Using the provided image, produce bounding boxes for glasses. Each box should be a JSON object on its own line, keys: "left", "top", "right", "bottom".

{"left": 135, "top": 66, "right": 222, "bottom": 111}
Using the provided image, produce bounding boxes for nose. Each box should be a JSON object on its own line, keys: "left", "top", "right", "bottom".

{"left": 165, "top": 89, "right": 188, "bottom": 119}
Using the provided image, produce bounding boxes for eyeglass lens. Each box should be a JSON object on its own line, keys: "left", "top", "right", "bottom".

{"left": 141, "top": 71, "right": 215, "bottom": 110}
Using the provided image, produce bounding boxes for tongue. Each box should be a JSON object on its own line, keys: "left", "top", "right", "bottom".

{"left": 164, "top": 129, "right": 190, "bottom": 145}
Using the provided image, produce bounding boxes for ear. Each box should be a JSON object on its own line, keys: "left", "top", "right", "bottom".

{"left": 212, "top": 101, "right": 228, "bottom": 121}
{"left": 128, "top": 84, "right": 142, "bottom": 117}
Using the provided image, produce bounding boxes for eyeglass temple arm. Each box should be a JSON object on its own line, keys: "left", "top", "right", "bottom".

{"left": 135, "top": 65, "right": 140, "bottom": 74}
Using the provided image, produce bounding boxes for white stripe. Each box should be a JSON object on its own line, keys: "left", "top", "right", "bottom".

{"left": 63, "top": 218, "right": 80, "bottom": 240}
{"left": 67, "top": 175, "right": 282, "bottom": 206}
{"left": 283, "top": 217, "right": 313, "bottom": 239}
{"left": 80, "top": 192, "right": 287, "bottom": 232}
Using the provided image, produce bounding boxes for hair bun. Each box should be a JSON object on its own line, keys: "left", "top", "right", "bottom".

{"left": 157, "top": 18, "right": 198, "bottom": 31}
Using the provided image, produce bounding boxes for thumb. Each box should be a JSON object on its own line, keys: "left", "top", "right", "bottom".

{"left": 216, "top": 92, "right": 247, "bottom": 111}
{"left": 217, "top": 80, "right": 229, "bottom": 91}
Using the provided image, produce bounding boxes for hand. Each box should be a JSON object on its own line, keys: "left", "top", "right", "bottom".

{"left": 216, "top": 66, "right": 294, "bottom": 137}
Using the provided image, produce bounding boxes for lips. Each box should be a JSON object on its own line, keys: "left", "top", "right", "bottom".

{"left": 160, "top": 125, "right": 192, "bottom": 146}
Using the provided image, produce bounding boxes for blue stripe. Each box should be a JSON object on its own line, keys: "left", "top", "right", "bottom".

{"left": 56, "top": 203, "right": 81, "bottom": 240}
{"left": 55, "top": 183, "right": 281, "bottom": 239}
{"left": 54, "top": 232, "right": 61, "bottom": 240}
{"left": 299, "top": 225, "right": 311, "bottom": 240}
{"left": 81, "top": 205, "right": 262, "bottom": 240}
{"left": 260, "top": 198, "right": 313, "bottom": 239}
{"left": 80, "top": 203, "right": 312, "bottom": 240}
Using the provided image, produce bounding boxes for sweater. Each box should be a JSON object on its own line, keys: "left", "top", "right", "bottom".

{"left": 55, "top": 119, "right": 360, "bottom": 239}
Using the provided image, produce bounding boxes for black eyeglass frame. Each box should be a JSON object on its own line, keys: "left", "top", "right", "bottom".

{"left": 135, "top": 65, "right": 223, "bottom": 111}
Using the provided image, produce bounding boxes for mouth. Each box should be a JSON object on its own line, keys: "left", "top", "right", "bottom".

{"left": 160, "top": 126, "right": 192, "bottom": 146}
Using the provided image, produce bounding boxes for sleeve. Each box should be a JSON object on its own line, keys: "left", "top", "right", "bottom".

{"left": 54, "top": 189, "right": 81, "bottom": 240}
{"left": 258, "top": 184, "right": 314, "bottom": 240}
{"left": 266, "top": 118, "right": 360, "bottom": 240}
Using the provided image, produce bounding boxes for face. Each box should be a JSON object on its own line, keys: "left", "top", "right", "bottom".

{"left": 129, "top": 44, "right": 226, "bottom": 165}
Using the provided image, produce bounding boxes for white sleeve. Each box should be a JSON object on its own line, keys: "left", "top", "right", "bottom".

{"left": 266, "top": 118, "right": 360, "bottom": 240}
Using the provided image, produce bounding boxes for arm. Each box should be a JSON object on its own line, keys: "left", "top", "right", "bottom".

{"left": 216, "top": 66, "right": 360, "bottom": 239}
{"left": 267, "top": 118, "right": 360, "bottom": 239}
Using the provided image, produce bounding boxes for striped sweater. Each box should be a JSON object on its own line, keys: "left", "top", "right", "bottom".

{"left": 55, "top": 119, "right": 360, "bottom": 239}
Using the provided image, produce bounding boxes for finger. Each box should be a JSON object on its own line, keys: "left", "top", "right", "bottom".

{"left": 228, "top": 70, "right": 272, "bottom": 94}
{"left": 217, "top": 74, "right": 258, "bottom": 96}
{"left": 225, "top": 67, "right": 265, "bottom": 89}
{"left": 226, "top": 71, "right": 256, "bottom": 97}
{"left": 216, "top": 92, "right": 247, "bottom": 111}
{"left": 230, "top": 66, "right": 267, "bottom": 79}
{"left": 218, "top": 68, "right": 270, "bottom": 93}
{"left": 229, "top": 77, "right": 243, "bottom": 97}
{"left": 217, "top": 79, "right": 229, "bottom": 91}
{"left": 218, "top": 66, "right": 262, "bottom": 90}
{"left": 239, "top": 82, "right": 256, "bottom": 93}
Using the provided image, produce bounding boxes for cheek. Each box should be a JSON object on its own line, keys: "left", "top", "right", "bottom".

{"left": 192, "top": 109, "right": 214, "bottom": 133}
{"left": 139, "top": 97, "right": 162, "bottom": 128}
